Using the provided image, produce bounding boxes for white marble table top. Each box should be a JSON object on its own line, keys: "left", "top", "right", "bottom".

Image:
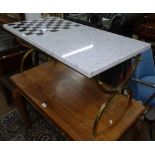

{"left": 3, "top": 16, "right": 151, "bottom": 78}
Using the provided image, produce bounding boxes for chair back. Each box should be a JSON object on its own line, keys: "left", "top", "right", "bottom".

{"left": 133, "top": 49, "right": 155, "bottom": 79}
{"left": 130, "top": 48, "right": 155, "bottom": 103}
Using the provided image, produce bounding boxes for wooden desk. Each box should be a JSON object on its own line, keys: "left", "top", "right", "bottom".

{"left": 11, "top": 61, "right": 145, "bottom": 140}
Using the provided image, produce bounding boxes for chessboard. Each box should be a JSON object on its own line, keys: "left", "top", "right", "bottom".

{"left": 6, "top": 17, "right": 81, "bottom": 36}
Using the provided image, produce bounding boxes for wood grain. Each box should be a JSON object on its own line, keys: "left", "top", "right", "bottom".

{"left": 10, "top": 61, "right": 146, "bottom": 140}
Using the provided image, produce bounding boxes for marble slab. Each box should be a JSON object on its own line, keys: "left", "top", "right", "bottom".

{"left": 3, "top": 16, "right": 151, "bottom": 78}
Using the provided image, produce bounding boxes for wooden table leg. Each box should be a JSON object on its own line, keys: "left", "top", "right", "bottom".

{"left": 12, "top": 89, "right": 31, "bottom": 128}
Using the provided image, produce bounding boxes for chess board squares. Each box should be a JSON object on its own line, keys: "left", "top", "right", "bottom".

{"left": 49, "top": 30, "right": 58, "bottom": 32}
{"left": 25, "top": 30, "right": 44, "bottom": 35}
{"left": 74, "top": 24, "right": 81, "bottom": 27}
{"left": 19, "top": 28, "right": 27, "bottom": 32}
{"left": 34, "top": 31, "right": 44, "bottom": 35}
{"left": 12, "top": 25, "right": 22, "bottom": 29}
{"left": 7, "top": 23, "right": 16, "bottom": 26}
{"left": 62, "top": 26, "right": 70, "bottom": 29}
{"left": 6, "top": 17, "right": 82, "bottom": 36}
{"left": 24, "top": 32, "right": 33, "bottom": 35}
{"left": 21, "top": 21, "right": 27, "bottom": 23}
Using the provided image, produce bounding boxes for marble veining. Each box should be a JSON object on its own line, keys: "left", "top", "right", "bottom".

{"left": 3, "top": 17, "right": 151, "bottom": 78}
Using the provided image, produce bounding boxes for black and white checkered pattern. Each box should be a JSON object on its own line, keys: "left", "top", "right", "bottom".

{"left": 7, "top": 17, "right": 81, "bottom": 36}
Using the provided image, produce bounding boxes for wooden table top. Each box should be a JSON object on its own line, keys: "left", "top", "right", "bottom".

{"left": 10, "top": 61, "right": 146, "bottom": 140}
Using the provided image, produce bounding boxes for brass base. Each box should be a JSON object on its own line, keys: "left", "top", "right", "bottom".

{"left": 91, "top": 55, "right": 141, "bottom": 140}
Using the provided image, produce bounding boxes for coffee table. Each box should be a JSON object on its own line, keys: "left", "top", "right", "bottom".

{"left": 3, "top": 16, "right": 149, "bottom": 140}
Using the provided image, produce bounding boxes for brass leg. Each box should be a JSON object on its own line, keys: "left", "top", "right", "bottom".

{"left": 91, "top": 92, "right": 120, "bottom": 140}
{"left": 16, "top": 38, "right": 33, "bottom": 49}
{"left": 12, "top": 89, "right": 31, "bottom": 128}
{"left": 20, "top": 48, "right": 34, "bottom": 75}
{"left": 16, "top": 37, "right": 35, "bottom": 75}
{"left": 91, "top": 55, "right": 141, "bottom": 140}
{"left": 116, "top": 55, "right": 141, "bottom": 89}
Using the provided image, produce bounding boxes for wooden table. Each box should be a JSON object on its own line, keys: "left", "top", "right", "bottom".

{"left": 11, "top": 61, "right": 145, "bottom": 140}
